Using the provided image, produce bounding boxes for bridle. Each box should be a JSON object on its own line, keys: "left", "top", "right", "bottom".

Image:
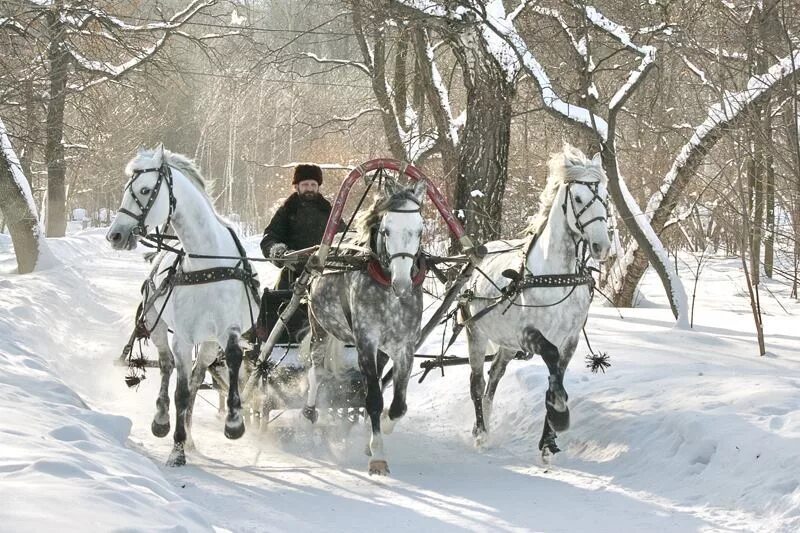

{"left": 376, "top": 194, "right": 423, "bottom": 268}
{"left": 562, "top": 180, "right": 608, "bottom": 235}
{"left": 117, "top": 164, "right": 176, "bottom": 236}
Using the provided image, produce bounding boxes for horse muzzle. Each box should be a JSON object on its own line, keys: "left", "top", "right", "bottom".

{"left": 588, "top": 238, "right": 611, "bottom": 261}
{"left": 106, "top": 226, "right": 138, "bottom": 250}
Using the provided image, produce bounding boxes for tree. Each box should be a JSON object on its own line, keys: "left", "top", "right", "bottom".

{"left": 0, "top": 116, "right": 56, "bottom": 273}
{"left": 0, "top": 0, "right": 229, "bottom": 237}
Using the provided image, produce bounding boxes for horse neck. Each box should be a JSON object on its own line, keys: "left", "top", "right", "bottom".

{"left": 526, "top": 187, "right": 577, "bottom": 275}
{"left": 169, "top": 171, "right": 236, "bottom": 267}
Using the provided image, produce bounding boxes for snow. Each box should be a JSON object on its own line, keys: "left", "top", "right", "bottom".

{"left": 1, "top": 229, "right": 799, "bottom": 531}
{"left": 470, "top": 189, "right": 484, "bottom": 198}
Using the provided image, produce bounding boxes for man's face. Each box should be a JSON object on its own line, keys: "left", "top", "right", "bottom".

{"left": 295, "top": 179, "right": 320, "bottom": 199}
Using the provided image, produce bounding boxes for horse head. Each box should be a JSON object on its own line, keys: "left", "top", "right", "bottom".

{"left": 374, "top": 178, "right": 427, "bottom": 297}
{"left": 559, "top": 146, "right": 611, "bottom": 261}
{"left": 107, "top": 144, "right": 174, "bottom": 250}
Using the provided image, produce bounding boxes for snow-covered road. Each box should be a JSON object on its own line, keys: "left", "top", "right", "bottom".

{"left": 2, "top": 230, "right": 798, "bottom": 532}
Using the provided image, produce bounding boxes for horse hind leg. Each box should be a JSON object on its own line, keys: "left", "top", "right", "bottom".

{"left": 302, "top": 321, "right": 334, "bottom": 424}
{"left": 184, "top": 341, "right": 219, "bottom": 451}
{"left": 150, "top": 322, "right": 173, "bottom": 438}
{"left": 223, "top": 330, "right": 246, "bottom": 440}
{"left": 481, "top": 347, "right": 516, "bottom": 435}
{"left": 467, "top": 326, "right": 489, "bottom": 447}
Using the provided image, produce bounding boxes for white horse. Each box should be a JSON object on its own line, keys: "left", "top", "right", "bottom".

{"left": 303, "top": 179, "right": 427, "bottom": 475}
{"left": 107, "top": 145, "right": 259, "bottom": 466}
{"left": 463, "top": 144, "right": 611, "bottom": 460}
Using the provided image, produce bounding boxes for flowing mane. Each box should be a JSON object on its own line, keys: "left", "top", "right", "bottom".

{"left": 524, "top": 144, "right": 606, "bottom": 236}
{"left": 125, "top": 147, "right": 235, "bottom": 230}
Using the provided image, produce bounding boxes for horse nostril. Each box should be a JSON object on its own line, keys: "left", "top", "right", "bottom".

{"left": 592, "top": 243, "right": 601, "bottom": 254}
{"left": 110, "top": 232, "right": 121, "bottom": 242}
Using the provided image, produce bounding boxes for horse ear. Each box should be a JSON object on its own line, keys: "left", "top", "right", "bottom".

{"left": 591, "top": 152, "right": 602, "bottom": 166}
{"left": 563, "top": 144, "right": 586, "bottom": 167}
{"left": 382, "top": 177, "right": 398, "bottom": 197}
{"left": 136, "top": 143, "right": 146, "bottom": 155}
{"left": 412, "top": 179, "right": 427, "bottom": 203}
{"left": 153, "top": 143, "right": 164, "bottom": 165}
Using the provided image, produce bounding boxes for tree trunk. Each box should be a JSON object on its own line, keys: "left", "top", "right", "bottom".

{"left": 44, "top": 8, "right": 69, "bottom": 237}
{"left": 0, "top": 124, "right": 49, "bottom": 274}
{"left": 449, "top": 36, "right": 514, "bottom": 243}
{"left": 602, "top": 142, "right": 684, "bottom": 321}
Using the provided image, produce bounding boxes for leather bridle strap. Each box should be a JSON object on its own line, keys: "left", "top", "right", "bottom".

{"left": 563, "top": 180, "right": 608, "bottom": 233}
{"left": 117, "top": 165, "right": 176, "bottom": 236}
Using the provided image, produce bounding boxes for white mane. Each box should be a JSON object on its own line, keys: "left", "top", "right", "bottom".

{"left": 524, "top": 144, "right": 606, "bottom": 236}
{"left": 125, "top": 147, "right": 235, "bottom": 231}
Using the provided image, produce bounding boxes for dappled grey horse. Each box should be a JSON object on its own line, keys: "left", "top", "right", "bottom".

{"left": 303, "top": 179, "right": 427, "bottom": 475}
{"left": 462, "top": 144, "right": 611, "bottom": 461}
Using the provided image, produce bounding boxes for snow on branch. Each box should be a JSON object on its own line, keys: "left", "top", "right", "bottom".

{"left": 0, "top": 16, "right": 26, "bottom": 34}
{"left": 0, "top": 119, "right": 40, "bottom": 220}
{"left": 67, "top": 34, "right": 168, "bottom": 78}
{"left": 62, "top": 0, "right": 217, "bottom": 32}
{"left": 421, "top": 33, "right": 460, "bottom": 147}
{"left": 299, "top": 52, "right": 370, "bottom": 76}
{"left": 681, "top": 55, "right": 711, "bottom": 86}
{"left": 646, "top": 49, "right": 800, "bottom": 219}
{"left": 483, "top": 14, "right": 609, "bottom": 139}
{"left": 579, "top": 5, "right": 658, "bottom": 111}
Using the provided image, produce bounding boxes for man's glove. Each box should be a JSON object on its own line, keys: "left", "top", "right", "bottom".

{"left": 270, "top": 243, "right": 288, "bottom": 258}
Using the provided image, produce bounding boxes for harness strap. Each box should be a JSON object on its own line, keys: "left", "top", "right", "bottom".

{"left": 174, "top": 266, "right": 256, "bottom": 286}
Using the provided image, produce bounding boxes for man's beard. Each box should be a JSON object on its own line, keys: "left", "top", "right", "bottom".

{"left": 300, "top": 191, "right": 320, "bottom": 201}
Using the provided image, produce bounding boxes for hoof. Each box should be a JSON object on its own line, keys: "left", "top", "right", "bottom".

{"left": 151, "top": 419, "right": 170, "bottom": 438}
{"left": 224, "top": 417, "right": 246, "bottom": 440}
{"left": 302, "top": 405, "right": 318, "bottom": 424}
{"left": 368, "top": 460, "right": 390, "bottom": 476}
{"left": 539, "top": 433, "right": 561, "bottom": 458}
{"left": 380, "top": 411, "right": 396, "bottom": 435}
{"left": 166, "top": 445, "right": 186, "bottom": 467}
{"left": 540, "top": 441, "right": 560, "bottom": 465}
{"left": 473, "top": 430, "right": 489, "bottom": 450}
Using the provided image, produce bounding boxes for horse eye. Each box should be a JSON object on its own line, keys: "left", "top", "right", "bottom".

{"left": 575, "top": 196, "right": 584, "bottom": 204}
{"left": 140, "top": 187, "right": 151, "bottom": 195}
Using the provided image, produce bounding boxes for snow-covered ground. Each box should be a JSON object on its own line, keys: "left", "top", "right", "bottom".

{"left": 1, "top": 228, "right": 798, "bottom": 532}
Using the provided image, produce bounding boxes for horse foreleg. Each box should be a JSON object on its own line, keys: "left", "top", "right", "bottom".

{"left": 166, "top": 337, "right": 192, "bottom": 467}
{"left": 151, "top": 323, "right": 173, "bottom": 438}
{"left": 223, "top": 330, "right": 245, "bottom": 439}
{"left": 482, "top": 347, "right": 516, "bottom": 434}
{"left": 539, "top": 416, "right": 561, "bottom": 462}
{"left": 358, "top": 340, "right": 387, "bottom": 475}
{"left": 467, "top": 326, "right": 489, "bottom": 447}
{"left": 381, "top": 348, "right": 412, "bottom": 435}
{"left": 525, "top": 328, "right": 574, "bottom": 435}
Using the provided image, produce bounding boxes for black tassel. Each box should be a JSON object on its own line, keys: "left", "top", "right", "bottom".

{"left": 585, "top": 352, "right": 611, "bottom": 374}
{"left": 125, "top": 373, "right": 145, "bottom": 388}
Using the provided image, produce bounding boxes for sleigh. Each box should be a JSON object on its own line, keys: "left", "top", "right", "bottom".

{"left": 240, "top": 159, "right": 484, "bottom": 431}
